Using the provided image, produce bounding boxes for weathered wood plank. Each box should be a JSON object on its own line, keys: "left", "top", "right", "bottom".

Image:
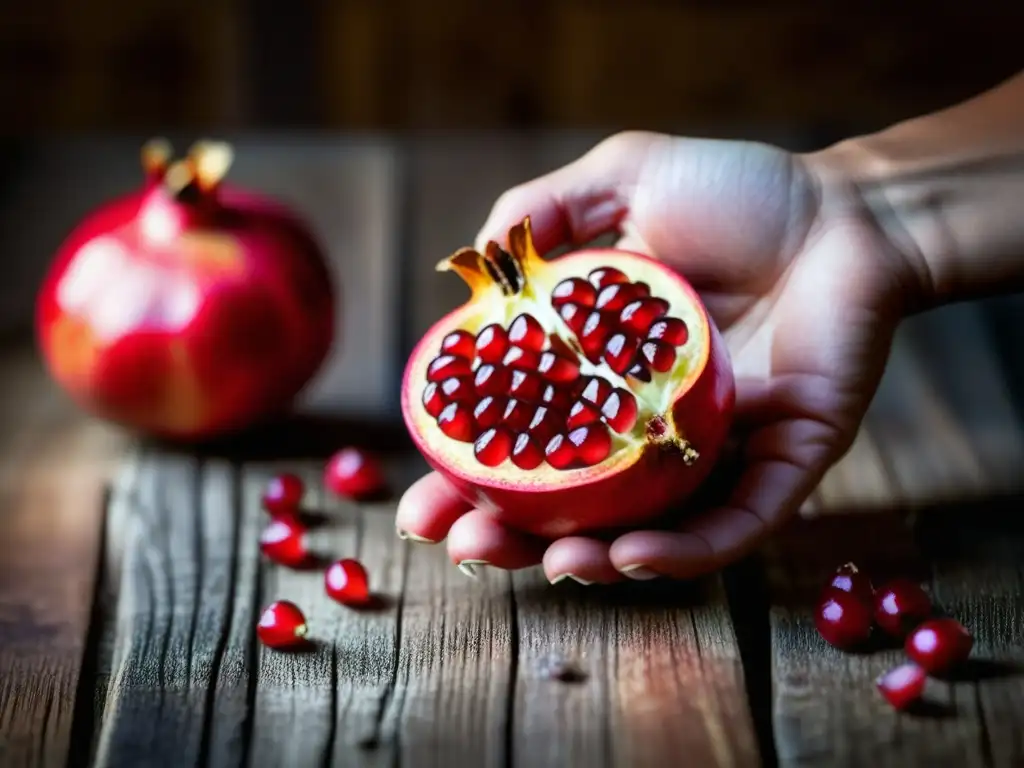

{"left": 0, "top": 347, "right": 124, "bottom": 768}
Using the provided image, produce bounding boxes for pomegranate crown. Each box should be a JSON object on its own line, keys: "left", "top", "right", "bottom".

{"left": 140, "top": 137, "right": 235, "bottom": 199}
{"left": 436, "top": 216, "right": 545, "bottom": 299}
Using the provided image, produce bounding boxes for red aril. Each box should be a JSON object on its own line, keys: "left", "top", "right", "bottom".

{"left": 905, "top": 618, "right": 973, "bottom": 674}
{"left": 874, "top": 579, "right": 933, "bottom": 638}
{"left": 876, "top": 663, "right": 926, "bottom": 711}
{"left": 262, "top": 473, "right": 305, "bottom": 517}
{"left": 826, "top": 561, "right": 875, "bottom": 605}
{"left": 400, "top": 217, "right": 735, "bottom": 537}
{"left": 257, "top": 600, "right": 309, "bottom": 649}
{"left": 815, "top": 587, "right": 873, "bottom": 649}
{"left": 325, "top": 447, "right": 386, "bottom": 500}
{"left": 35, "top": 139, "right": 335, "bottom": 441}
{"left": 259, "top": 519, "right": 309, "bottom": 568}
{"left": 324, "top": 558, "right": 371, "bottom": 606}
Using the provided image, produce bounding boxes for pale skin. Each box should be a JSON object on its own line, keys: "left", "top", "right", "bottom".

{"left": 396, "top": 70, "right": 1024, "bottom": 584}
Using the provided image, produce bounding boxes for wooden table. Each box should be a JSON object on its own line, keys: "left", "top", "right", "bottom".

{"left": 3, "top": 135, "right": 1024, "bottom": 768}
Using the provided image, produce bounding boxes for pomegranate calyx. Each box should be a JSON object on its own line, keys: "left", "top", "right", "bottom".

{"left": 141, "top": 137, "right": 173, "bottom": 180}
{"left": 152, "top": 139, "right": 235, "bottom": 202}
{"left": 646, "top": 414, "right": 700, "bottom": 465}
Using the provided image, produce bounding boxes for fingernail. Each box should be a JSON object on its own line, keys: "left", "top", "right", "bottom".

{"left": 457, "top": 559, "right": 490, "bottom": 578}
{"left": 550, "top": 573, "right": 594, "bottom": 586}
{"left": 620, "top": 564, "right": 660, "bottom": 581}
{"left": 397, "top": 528, "right": 437, "bottom": 544}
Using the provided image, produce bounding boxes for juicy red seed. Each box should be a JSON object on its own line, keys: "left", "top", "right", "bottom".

{"left": 588, "top": 266, "right": 629, "bottom": 289}
{"left": 876, "top": 663, "right": 926, "bottom": 711}
{"left": 440, "top": 375, "right": 476, "bottom": 402}
{"left": 648, "top": 317, "right": 689, "bottom": 346}
{"left": 827, "top": 562, "right": 875, "bottom": 605}
{"left": 503, "top": 346, "right": 540, "bottom": 371}
{"left": 595, "top": 283, "right": 646, "bottom": 312}
{"left": 440, "top": 329, "right": 475, "bottom": 359}
{"left": 422, "top": 382, "right": 445, "bottom": 417}
{"left": 474, "top": 364, "right": 512, "bottom": 396}
{"left": 604, "top": 333, "right": 640, "bottom": 375}
{"left": 259, "top": 519, "right": 309, "bottom": 568}
{"left": 325, "top": 558, "right": 371, "bottom": 606}
{"left": 537, "top": 351, "right": 579, "bottom": 384}
{"left": 579, "top": 377, "right": 612, "bottom": 406}
{"left": 325, "top": 447, "right": 386, "bottom": 500}
{"left": 628, "top": 362, "right": 652, "bottom": 382}
{"left": 509, "top": 370, "right": 544, "bottom": 401}
{"left": 503, "top": 399, "right": 534, "bottom": 431}
{"left": 508, "top": 314, "right": 546, "bottom": 351}
{"left": 474, "top": 396, "right": 506, "bottom": 429}
{"left": 512, "top": 433, "right": 544, "bottom": 469}
{"left": 567, "top": 400, "right": 601, "bottom": 429}
{"left": 474, "top": 427, "right": 514, "bottom": 467}
{"left": 257, "top": 600, "right": 309, "bottom": 649}
{"left": 634, "top": 282, "right": 651, "bottom": 296}
{"left": 579, "top": 311, "right": 613, "bottom": 362}
{"left": 558, "top": 303, "right": 588, "bottom": 335}
{"left": 476, "top": 324, "right": 509, "bottom": 363}
{"left": 262, "top": 473, "right": 305, "bottom": 516}
{"left": 815, "top": 587, "right": 873, "bottom": 649}
{"left": 640, "top": 340, "right": 676, "bottom": 373}
{"left": 620, "top": 298, "right": 670, "bottom": 335}
{"left": 544, "top": 433, "right": 576, "bottom": 469}
{"left": 568, "top": 422, "right": 612, "bottom": 466}
{"left": 905, "top": 618, "right": 973, "bottom": 674}
{"left": 528, "top": 406, "right": 561, "bottom": 445}
{"left": 874, "top": 579, "right": 933, "bottom": 638}
{"left": 601, "top": 388, "right": 638, "bottom": 433}
{"left": 541, "top": 384, "right": 572, "bottom": 412}
{"left": 437, "top": 402, "right": 475, "bottom": 442}
{"left": 551, "top": 277, "right": 598, "bottom": 308}
{"left": 427, "top": 354, "right": 472, "bottom": 382}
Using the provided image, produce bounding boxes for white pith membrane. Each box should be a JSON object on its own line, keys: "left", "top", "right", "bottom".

{"left": 405, "top": 218, "right": 709, "bottom": 491}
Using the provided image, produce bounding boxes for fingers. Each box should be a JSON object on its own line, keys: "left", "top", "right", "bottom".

{"left": 542, "top": 537, "right": 625, "bottom": 585}
{"left": 395, "top": 472, "right": 472, "bottom": 544}
{"left": 474, "top": 131, "right": 666, "bottom": 254}
{"left": 445, "top": 510, "right": 547, "bottom": 574}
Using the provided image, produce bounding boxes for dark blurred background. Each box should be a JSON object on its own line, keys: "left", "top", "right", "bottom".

{"left": 2, "top": 1, "right": 1022, "bottom": 422}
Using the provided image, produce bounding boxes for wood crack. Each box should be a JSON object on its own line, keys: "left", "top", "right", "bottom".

{"left": 502, "top": 572, "right": 519, "bottom": 768}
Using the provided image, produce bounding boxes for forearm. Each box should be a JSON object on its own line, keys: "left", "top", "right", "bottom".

{"left": 806, "top": 70, "right": 1024, "bottom": 311}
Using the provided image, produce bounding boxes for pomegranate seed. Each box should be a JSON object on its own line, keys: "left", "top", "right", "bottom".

{"left": 474, "top": 364, "right": 512, "bottom": 396}
{"left": 474, "top": 395, "right": 506, "bottom": 429}
{"left": 437, "top": 402, "right": 475, "bottom": 442}
{"left": 503, "top": 399, "right": 534, "bottom": 431}
{"left": 628, "top": 362, "right": 652, "bottom": 382}
{"left": 508, "top": 313, "right": 546, "bottom": 351}
{"left": 551, "top": 277, "right": 598, "bottom": 308}
{"left": 567, "top": 400, "right": 600, "bottom": 429}
{"left": 640, "top": 340, "right": 676, "bottom": 373}
{"left": 541, "top": 384, "right": 572, "bottom": 412}
{"left": 325, "top": 447, "right": 386, "bottom": 500}
{"left": 579, "top": 311, "right": 613, "bottom": 362}
{"left": 558, "top": 303, "right": 588, "bottom": 336}
{"left": 422, "top": 382, "right": 445, "bottom": 417}
{"left": 604, "top": 332, "right": 640, "bottom": 375}
{"left": 476, "top": 324, "right": 509, "bottom": 363}
{"left": 568, "top": 422, "right": 612, "bottom": 466}
{"left": 511, "top": 433, "right": 544, "bottom": 469}
{"left": 905, "top": 618, "right": 973, "bottom": 674}
{"left": 827, "top": 562, "right": 874, "bottom": 604}
{"left": 601, "top": 388, "right": 638, "bottom": 433}
{"left": 874, "top": 579, "right": 932, "bottom": 638}
{"left": 502, "top": 346, "right": 540, "bottom": 371}
{"left": 259, "top": 519, "right": 308, "bottom": 568}
{"left": 325, "top": 558, "right": 371, "bottom": 606}
{"left": 595, "top": 283, "right": 645, "bottom": 312}
{"left": 634, "top": 282, "right": 651, "bottom": 296}
{"left": 815, "top": 588, "right": 873, "bottom": 649}
{"left": 528, "top": 406, "right": 561, "bottom": 445}
{"left": 579, "top": 377, "right": 612, "bottom": 406}
{"left": 588, "top": 266, "right": 629, "bottom": 289}
{"left": 509, "top": 370, "right": 544, "bottom": 401}
{"left": 545, "top": 433, "right": 576, "bottom": 469}
{"left": 440, "top": 375, "right": 476, "bottom": 402}
{"left": 537, "top": 351, "right": 579, "bottom": 384}
{"left": 620, "top": 297, "right": 669, "bottom": 335}
{"left": 648, "top": 317, "right": 689, "bottom": 346}
{"left": 876, "top": 663, "right": 926, "bottom": 711}
{"left": 427, "top": 354, "right": 472, "bottom": 382}
{"left": 262, "top": 473, "right": 304, "bottom": 517}
{"left": 475, "top": 426, "right": 514, "bottom": 466}
{"left": 440, "top": 329, "right": 475, "bottom": 359}
{"left": 257, "top": 600, "right": 309, "bottom": 649}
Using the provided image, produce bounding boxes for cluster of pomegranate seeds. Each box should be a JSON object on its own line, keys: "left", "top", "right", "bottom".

{"left": 423, "top": 266, "right": 691, "bottom": 470}
{"left": 814, "top": 561, "right": 974, "bottom": 711}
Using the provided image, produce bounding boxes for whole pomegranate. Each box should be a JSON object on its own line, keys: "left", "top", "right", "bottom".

{"left": 400, "top": 217, "right": 734, "bottom": 538}
{"left": 36, "top": 139, "right": 336, "bottom": 441}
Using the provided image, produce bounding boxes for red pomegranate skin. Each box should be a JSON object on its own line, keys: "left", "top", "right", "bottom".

{"left": 36, "top": 181, "right": 335, "bottom": 441}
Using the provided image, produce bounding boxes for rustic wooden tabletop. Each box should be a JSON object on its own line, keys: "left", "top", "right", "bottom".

{"left": 3, "top": 135, "right": 1024, "bottom": 768}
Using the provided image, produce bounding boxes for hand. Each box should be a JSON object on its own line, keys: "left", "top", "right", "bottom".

{"left": 396, "top": 131, "right": 923, "bottom": 582}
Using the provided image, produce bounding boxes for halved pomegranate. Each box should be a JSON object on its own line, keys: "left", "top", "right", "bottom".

{"left": 400, "top": 217, "right": 735, "bottom": 537}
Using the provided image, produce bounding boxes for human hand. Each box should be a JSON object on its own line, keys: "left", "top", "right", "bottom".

{"left": 397, "top": 131, "right": 924, "bottom": 583}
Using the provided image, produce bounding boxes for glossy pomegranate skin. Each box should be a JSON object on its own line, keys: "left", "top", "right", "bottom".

{"left": 35, "top": 176, "right": 335, "bottom": 441}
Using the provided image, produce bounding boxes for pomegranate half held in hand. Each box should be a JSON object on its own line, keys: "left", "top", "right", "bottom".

{"left": 400, "top": 217, "right": 735, "bottom": 538}
{"left": 36, "top": 139, "right": 336, "bottom": 441}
